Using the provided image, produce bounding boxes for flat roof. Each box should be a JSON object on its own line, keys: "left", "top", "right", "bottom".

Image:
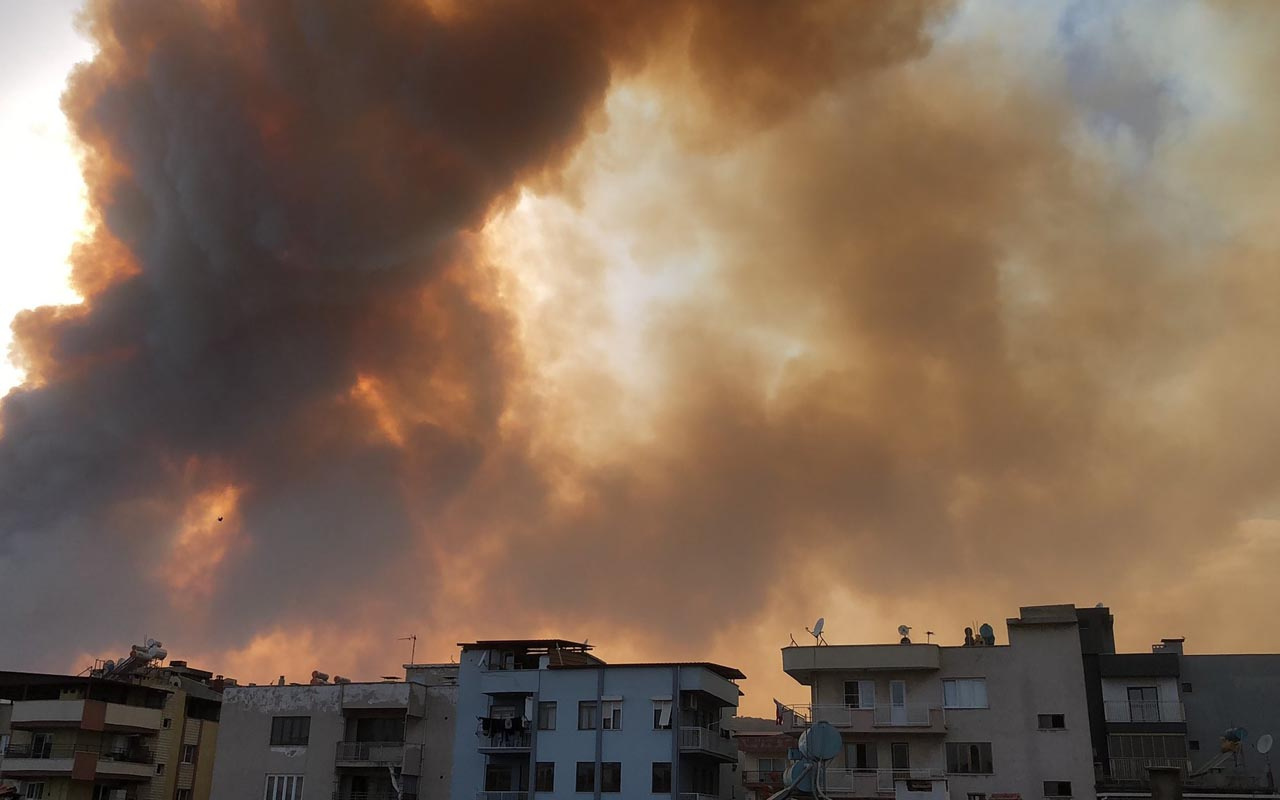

{"left": 0, "top": 671, "right": 170, "bottom": 699}
{"left": 457, "top": 639, "right": 593, "bottom": 651}
{"left": 548, "top": 662, "right": 745, "bottom": 681}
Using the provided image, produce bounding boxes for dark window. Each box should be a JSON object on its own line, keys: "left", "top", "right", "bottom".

{"left": 578, "top": 702, "right": 598, "bottom": 730}
{"left": 270, "top": 716, "right": 311, "bottom": 746}
{"left": 891, "top": 743, "right": 910, "bottom": 770}
{"left": 1189, "top": 740, "right": 1200, "bottom": 751}
{"left": 484, "top": 765, "right": 514, "bottom": 792}
{"left": 181, "top": 744, "right": 198, "bottom": 764}
{"left": 946, "top": 742, "right": 994, "bottom": 774}
{"left": 538, "top": 702, "right": 557, "bottom": 731}
{"left": 1038, "top": 714, "right": 1066, "bottom": 729}
{"left": 968, "top": 795, "right": 987, "bottom": 800}
{"left": 600, "top": 762, "right": 621, "bottom": 793}
{"left": 175, "top": 791, "right": 191, "bottom": 800}
{"left": 576, "top": 762, "right": 595, "bottom": 792}
{"left": 652, "top": 700, "right": 672, "bottom": 729}
{"left": 535, "top": 763, "right": 554, "bottom": 792}
{"left": 1181, "top": 682, "right": 1193, "bottom": 693}
{"left": 162, "top": 718, "right": 172, "bottom": 729}
{"left": 1043, "top": 781, "right": 1072, "bottom": 797}
{"left": 1127, "top": 687, "right": 1160, "bottom": 722}
{"left": 155, "top": 764, "right": 165, "bottom": 776}
{"left": 652, "top": 762, "right": 672, "bottom": 793}
{"left": 847, "top": 742, "right": 877, "bottom": 769}
{"left": 354, "top": 716, "right": 404, "bottom": 743}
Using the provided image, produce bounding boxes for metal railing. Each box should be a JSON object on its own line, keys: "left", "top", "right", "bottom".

{"left": 679, "top": 794, "right": 720, "bottom": 800}
{"left": 2, "top": 743, "right": 78, "bottom": 760}
{"left": 824, "top": 768, "right": 946, "bottom": 794}
{"left": 784, "top": 704, "right": 945, "bottom": 728}
{"left": 1108, "top": 758, "right": 1188, "bottom": 782}
{"left": 476, "top": 793, "right": 528, "bottom": 800}
{"left": 1103, "top": 701, "right": 1185, "bottom": 723}
{"left": 477, "top": 731, "right": 531, "bottom": 750}
{"left": 335, "top": 741, "right": 405, "bottom": 763}
{"left": 331, "top": 793, "right": 400, "bottom": 800}
{"left": 679, "top": 726, "right": 735, "bottom": 758}
{"left": 741, "top": 769, "right": 786, "bottom": 785}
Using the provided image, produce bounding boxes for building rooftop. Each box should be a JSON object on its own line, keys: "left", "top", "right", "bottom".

{"left": 547, "top": 661, "right": 746, "bottom": 681}
{"left": 457, "top": 638, "right": 594, "bottom": 651}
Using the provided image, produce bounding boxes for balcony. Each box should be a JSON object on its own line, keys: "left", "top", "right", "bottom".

{"left": 476, "top": 731, "right": 530, "bottom": 753}
{"left": 2, "top": 743, "right": 155, "bottom": 781}
{"left": 0, "top": 743, "right": 76, "bottom": 776}
{"left": 1107, "top": 758, "right": 1188, "bottom": 783}
{"left": 476, "top": 794, "right": 528, "bottom": 800}
{"left": 9, "top": 699, "right": 162, "bottom": 732}
{"left": 824, "top": 768, "right": 947, "bottom": 796}
{"left": 784, "top": 704, "right": 947, "bottom": 733}
{"left": 742, "top": 769, "right": 786, "bottom": 787}
{"left": 679, "top": 726, "right": 736, "bottom": 760}
{"left": 332, "top": 794, "right": 399, "bottom": 800}
{"left": 1103, "top": 701, "right": 1185, "bottom": 723}
{"left": 679, "top": 794, "right": 721, "bottom": 800}
{"left": 335, "top": 741, "right": 405, "bottom": 766}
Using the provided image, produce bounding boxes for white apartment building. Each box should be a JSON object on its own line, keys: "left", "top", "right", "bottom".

{"left": 781, "top": 605, "right": 1096, "bottom": 800}
{"left": 450, "top": 639, "right": 742, "bottom": 800}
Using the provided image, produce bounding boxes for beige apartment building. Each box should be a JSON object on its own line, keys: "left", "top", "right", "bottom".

{"left": 0, "top": 661, "right": 222, "bottom": 800}
{"left": 779, "top": 605, "right": 1097, "bottom": 800}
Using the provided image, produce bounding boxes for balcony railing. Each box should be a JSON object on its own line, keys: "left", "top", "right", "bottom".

{"left": 477, "top": 793, "right": 528, "bottom": 800}
{"left": 331, "top": 793, "right": 400, "bottom": 800}
{"left": 784, "top": 704, "right": 946, "bottom": 731}
{"left": 335, "top": 741, "right": 405, "bottom": 764}
{"left": 679, "top": 794, "right": 720, "bottom": 800}
{"left": 1108, "top": 758, "right": 1188, "bottom": 783}
{"left": 679, "top": 726, "right": 736, "bottom": 759}
{"left": 1103, "top": 701, "right": 1185, "bottom": 723}
{"left": 824, "top": 768, "right": 947, "bottom": 795}
{"left": 742, "top": 769, "right": 786, "bottom": 786}
{"left": 477, "top": 731, "right": 531, "bottom": 751}
{"left": 3, "top": 744, "right": 78, "bottom": 760}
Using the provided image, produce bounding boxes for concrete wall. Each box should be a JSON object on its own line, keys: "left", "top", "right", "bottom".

{"left": 1180, "top": 654, "right": 1280, "bottom": 784}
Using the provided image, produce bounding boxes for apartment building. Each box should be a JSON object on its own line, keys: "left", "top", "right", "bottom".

{"left": 0, "top": 665, "right": 220, "bottom": 800}
{"left": 780, "top": 605, "right": 1096, "bottom": 800}
{"left": 1079, "top": 606, "right": 1279, "bottom": 797}
{"left": 728, "top": 717, "right": 797, "bottom": 800}
{"left": 208, "top": 664, "right": 458, "bottom": 800}
{"left": 450, "top": 639, "right": 743, "bottom": 800}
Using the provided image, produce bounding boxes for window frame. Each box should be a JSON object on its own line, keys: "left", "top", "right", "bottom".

{"left": 1043, "top": 781, "right": 1072, "bottom": 798}
{"left": 601, "top": 699, "right": 622, "bottom": 731}
{"left": 843, "top": 680, "right": 875, "bottom": 709}
{"left": 578, "top": 701, "right": 598, "bottom": 730}
{"left": 263, "top": 774, "right": 305, "bottom": 800}
{"left": 600, "top": 762, "right": 621, "bottom": 793}
{"left": 946, "top": 741, "right": 995, "bottom": 775}
{"left": 537, "top": 701, "right": 557, "bottom": 731}
{"left": 535, "top": 762, "right": 555, "bottom": 792}
{"left": 943, "top": 678, "right": 989, "bottom": 709}
{"left": 1038, "top": 713, "right": 1066, "bottom": 730}
{"left": 575, "top": 762, "right": 595, "bottom": 793}
{"left": 652, "top": 699, "right": 673, "bottom": 730}
{"left": 269, "top": 716, "right": 311, "bottom": 746}
{"left": 23, "top": 783, "right": 45, "bottom": 800}
{"left": 652, "top": 762, "right": 672, "bottom": 793}
{"left": 181, "top": 743, "right": 198, "bottom": 764}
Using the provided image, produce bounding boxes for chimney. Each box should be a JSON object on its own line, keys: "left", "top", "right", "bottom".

{"left": 1153, "top": 638, "right": 1185, "bottom": 655}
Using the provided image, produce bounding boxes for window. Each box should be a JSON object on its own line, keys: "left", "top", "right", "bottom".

{"left": 1189, "top": 740, "right": 1200, "bottom": 751}
{"left": 535, "top": 763, "right": 555, "bottom": 792}
{"left": 843, "top": 680, "right": 875, "bottom": 708}
{"left": 1043, "top": 781, "right": 1072, "bottom": 798}
{"left": 354, "top": 716, "right": 405, "bottom": 742}
{"left": 264, "top": 775, "right": 304, "bottom": 800}
{"left": 1127, "top": 687, "right": 1159, "bottom": 722}
{"left": 576, "top": 762, "right": 595, "bottom": 792}
{"left": 846, "top": 742, "right": 877, "bottom": 769}
{"left": 176, "top": 791, "right": 192, "bottom": 800}
{"left": 23, "top": 784, "right": 44, "bottom": 800}
{"left": 652, "top": 699, "right": 673, "bottom": 729}
{"left": 270, "top": 716, "right": 311, "bottom": 746}
{"left": 946, "top": 742, "right": 994, "bottom": 774}
{"left": 538, "top": 702, "right": 557, "bottom": 731}
{"left": 943, "top": 679, "right": 988, "bottom": 709}
{"left": 31, "top": 733, "right": 53, "bottom": 759}
{"left": 759, "top": 758, "right": 786, "bottom": 772}
{"left": 1038, "top": 714, "right": 1066, "bottom": 729}
{"left": 485, "top": 764, "right": 516, "bottom": 791}
{"left": 162, "top": 718, "right": 172, "bottom": 729}
{"left": 968, "top": 795, "right": 987, "bottom": 800}
{"left": 1107, "top": 734, "right": 1187, "bottom": 761}
{"left": 92, "top": 786, "right": 116, "bottom": 800}
{"left": 891, "top": 743, "right": 910, "bottom": 771}
{"left": 155, "top": 763, "right": 166, "bottom": 776}
{"left": 601, "top": 699, "right": 622, "bottom": 730}
{"left": 600, "top": 762, "right": 621, "bottom": 793}
{"left": 578, "top": 701, "right": 598, "bottom": 730}
{"left": 1181, "top": 682, "right": 1193, "bottom": 693}
{"left": 652, "top": 762, "right": 672, "bottom": 793}
{"left": 182, "top": 744, "right": 198, "bottom": 763}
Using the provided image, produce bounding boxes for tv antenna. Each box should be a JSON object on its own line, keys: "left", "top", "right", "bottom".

{"left": 398, "top": 634, "right": 417, "bottom": 665}
{"left": 805, "top": 617, "right": 828, "bottom": 646}
{"left": 926, "top": 631, "right": 935, "bottom": 643}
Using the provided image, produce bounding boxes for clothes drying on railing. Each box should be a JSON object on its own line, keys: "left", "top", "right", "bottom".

{"left": 478, "top": 716, "right": 529, "bottom": 734}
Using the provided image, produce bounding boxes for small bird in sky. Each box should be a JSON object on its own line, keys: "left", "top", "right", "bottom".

{"left": 217, "top": 516, "right": 223, "bottom": 522}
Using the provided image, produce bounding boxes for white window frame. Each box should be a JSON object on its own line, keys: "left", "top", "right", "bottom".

{"left": 652, "top": 699, "right": 673, "bottom": 729}
{"left": 182, "top": 743, "right": 198, "bottom": 763}
{"left": 264, "top": 774, "right": 304, "bottom": 800}
{"left": 943, "top": 678, "right": 989, "bottom": 709}
{"left": 601, "top": 698, "right": 623, "bottom": 730}
{"left": 24, "top": 783, "right": 45, "bottom": 800}
{"left": 844, "top": 680, "right": 875, "bottom": 709}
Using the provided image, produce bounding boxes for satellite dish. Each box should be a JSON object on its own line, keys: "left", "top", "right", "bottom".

{"left": 813, "top": 618, "right": 825, "bottom": 638}
{"left": 898, "top": 625, "right": 911, "bottom": 637}
{"left": 1257, "top": 734, "right": 1273, "bottom": 755}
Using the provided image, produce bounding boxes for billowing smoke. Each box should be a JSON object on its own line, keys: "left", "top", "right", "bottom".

{"left": 3, "top": 0, "right": 1280, "bottom": 709}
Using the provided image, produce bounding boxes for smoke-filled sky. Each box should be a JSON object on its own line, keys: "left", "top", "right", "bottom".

{"left": 3, "top": 0, "right": 1280, "bottom": 712}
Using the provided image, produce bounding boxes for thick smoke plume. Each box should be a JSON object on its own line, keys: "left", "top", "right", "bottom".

{"left": 3, "top": 0, "right": 1280, "bottom": 709}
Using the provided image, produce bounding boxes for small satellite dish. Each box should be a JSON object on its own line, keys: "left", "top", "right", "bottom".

{"left": 898, "top": 625, "right": 911, "bottom": 637}
{"left": 806, "top": 618, "right": 828, "bottom": 645}
{"left": 1095, "top": 602, "right": 1105, "bottom": 608}
{"left": 1258, "top": 734, "right": 1273, "bottom": 755}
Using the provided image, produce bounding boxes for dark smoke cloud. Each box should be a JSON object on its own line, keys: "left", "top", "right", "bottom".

{"left": 4, "top": 0, "right": 1279, "bottom": 711}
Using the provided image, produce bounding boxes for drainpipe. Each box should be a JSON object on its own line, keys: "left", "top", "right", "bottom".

{"left": 672, "top": 666, "right": 680, "bottom": 800}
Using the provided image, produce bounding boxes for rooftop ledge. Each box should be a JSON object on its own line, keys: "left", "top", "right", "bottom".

{"left": 783, "top": 644, "right": 941, "bottom": 680}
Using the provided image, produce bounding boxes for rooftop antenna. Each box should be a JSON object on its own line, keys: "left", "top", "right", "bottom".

{"left": 805, "top": 617, "right": 828, "bottom": 646}
{"left": 926, "top": 631, "right": 935, "bottom": 643}
{"left": 398, "top": 635, "right": 417, "bottom": 665}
